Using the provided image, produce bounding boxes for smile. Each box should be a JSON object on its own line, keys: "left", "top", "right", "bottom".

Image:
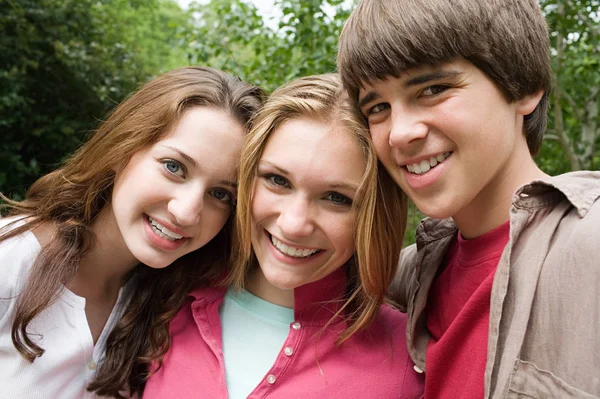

{"left": 148, "top": 216, "right": 184, "bottom": 241}
{"left": 270, "top": 234, "right": 321, "bottom": 258}
{"left": 406, "top": 152, "right": 451, "bottom": 175}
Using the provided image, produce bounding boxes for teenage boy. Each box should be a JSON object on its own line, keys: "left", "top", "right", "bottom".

{"left": 337, "top": 0, "right": 600, "bottom": 398}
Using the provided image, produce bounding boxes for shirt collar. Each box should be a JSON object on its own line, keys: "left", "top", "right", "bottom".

{"left": 516, "top": 171, "right": 600, "bottom": 217}
{"left": 187, "top": 267, "right": 349, "bottom": 325}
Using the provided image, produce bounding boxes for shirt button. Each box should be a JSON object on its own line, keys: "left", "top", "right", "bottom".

{"left": 413, "top": 364, "right": 424, "bottom": 374}
{"left": 87, "top": 361, "right": 97, "bottom": 370}
{"left": 292, "top": 322, "right": 301, "bottom": 330}
{"left": 267, "top": 374, "right": 277, "bottom": 384}
{"left": 284, "top": 347, "right": 293, "bottom": 356}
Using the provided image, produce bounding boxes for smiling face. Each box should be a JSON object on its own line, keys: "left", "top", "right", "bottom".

{"left": 109, "top": 106, "right": 244, "bottom": 268}
{"left": 358, "top": 58, "right": 543, "bottom": 237}
{"left": 248, "top": 117, "right": 366, "bottom": 304}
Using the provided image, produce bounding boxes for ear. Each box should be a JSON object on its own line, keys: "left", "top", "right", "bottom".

{"left": 516, "top": 90, "right": 544, "bottom": 116}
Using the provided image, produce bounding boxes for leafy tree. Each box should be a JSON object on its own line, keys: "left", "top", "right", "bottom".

{"left": 539, "top": 0, "right": 600, "bottom": 173}
{"left": 0, "top": 0, "right": 190, "bottom": 198}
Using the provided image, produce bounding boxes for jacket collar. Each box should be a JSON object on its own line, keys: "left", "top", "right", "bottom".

{"left": 416, "top": 171, "right": 600, "bottom": 246}
{"left": 517, "top": 171, "right": 600, "bottom": 217}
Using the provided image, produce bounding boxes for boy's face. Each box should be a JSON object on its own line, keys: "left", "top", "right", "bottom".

{"left": 358, "top": 58, "right": 539, "bottom": 224}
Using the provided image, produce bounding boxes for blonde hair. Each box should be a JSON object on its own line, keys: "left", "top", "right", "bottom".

{"left": 338, "top": 0, "right": 552, "bottom": 156}
{"left": 230, "top": 74, "right": 407, "bottom": 342}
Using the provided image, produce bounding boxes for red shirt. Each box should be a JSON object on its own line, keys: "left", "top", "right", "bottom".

{"left": 425, "top": 221, "right": 510, "bottom": 398}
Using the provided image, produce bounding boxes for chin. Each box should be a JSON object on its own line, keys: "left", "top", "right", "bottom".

{"left": 414, "top": 201, "right": 455, "bottom": 220}
{"left": 136, "top": 254, "right": 174, "bottom": 269}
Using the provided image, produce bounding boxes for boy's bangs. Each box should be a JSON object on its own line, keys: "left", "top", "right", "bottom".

{"left": 338, "top": 0, "right": 484, "bottom": 97}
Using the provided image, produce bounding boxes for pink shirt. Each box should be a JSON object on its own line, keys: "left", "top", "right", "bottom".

{"left": 144, "top": 268, "right": 424, "bottom": 398}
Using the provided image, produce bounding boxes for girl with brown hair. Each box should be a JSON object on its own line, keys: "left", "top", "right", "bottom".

{"left": 144, "top": 74, "right": 424, "bottom": 398}
{"left": 0, "top": 66, "right": 264, "bottom": 398}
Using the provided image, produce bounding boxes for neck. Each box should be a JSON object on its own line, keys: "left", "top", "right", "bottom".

{"left": 453, "top": 150, "right": 548, "bottom": 239}
{"left": 246, "top": 268, "right": 294, "bottom": 308}
{"left": 69, "top": 207, "right": 139, "bottom": 300}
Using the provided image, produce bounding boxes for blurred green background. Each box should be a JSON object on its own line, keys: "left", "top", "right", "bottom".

{"left": 1, "top": 0, "right": 598, "bottom": 246}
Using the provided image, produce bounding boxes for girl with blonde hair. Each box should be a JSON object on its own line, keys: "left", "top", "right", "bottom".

{"left": 145, "top": 74, "right": 424, "bottom": 398}
{"left": 0, "top": 66, "right": 264, "bottom": 398}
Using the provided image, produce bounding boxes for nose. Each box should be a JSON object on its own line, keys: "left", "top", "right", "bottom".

{"left": 167, "top": 187, "right": 204, "bottom": 227}
{"left": 388, "top": 106, "right": 428, "bottom": 148}
{"left": 276, "top": 196, "right": 314, "bottom": 238}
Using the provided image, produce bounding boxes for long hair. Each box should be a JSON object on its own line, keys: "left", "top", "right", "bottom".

{"left": 0, "top": 66, "right": 264, "bottom": 397}
{"left": 229, "top": 74, "right": 407, "bottom": 343}
{"left": 338, "top": 0, "right": 552, "bottom": 156}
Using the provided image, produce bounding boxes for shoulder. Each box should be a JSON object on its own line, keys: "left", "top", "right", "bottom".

{"left": 389, "top": 244, "right": 418, "bottom": 311}
{"left": 0, "top": 217, "right": 41, "bottom": 294}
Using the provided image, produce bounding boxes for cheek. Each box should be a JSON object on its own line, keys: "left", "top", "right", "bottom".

{"left": 327, "top": 215, "right": 356, "bottom": 255}
{"left": 250, "top": 185, "right": 277, "bottom": 222}
{"left": 370, "top": 127, "right": 389, "bottom": 153}
{"left": 198, "top": 207, "right": 231, "bottom": 240}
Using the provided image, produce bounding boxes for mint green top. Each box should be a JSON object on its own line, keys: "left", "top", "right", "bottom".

{"left": 219, "top": 287, "right": 294, "bottom": 399}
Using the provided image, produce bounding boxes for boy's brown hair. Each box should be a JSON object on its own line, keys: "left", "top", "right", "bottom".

{"left": 337, "top": 0, "right": 552, "bottom": 156}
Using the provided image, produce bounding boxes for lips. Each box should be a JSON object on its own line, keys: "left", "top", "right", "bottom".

{"left": 270, "top": 234, "right": 321, "bottom": 258}
{"left": 144, "top": 215, "right": 188, "bottom": 251}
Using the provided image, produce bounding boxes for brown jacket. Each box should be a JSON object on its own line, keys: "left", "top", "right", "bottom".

{"left": 391, "top": 171, "right": 600, "bottom": 398}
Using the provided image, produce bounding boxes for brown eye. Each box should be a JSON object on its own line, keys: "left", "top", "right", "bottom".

{"left": 421, "top": 85, "right": 449, "bottom": 96}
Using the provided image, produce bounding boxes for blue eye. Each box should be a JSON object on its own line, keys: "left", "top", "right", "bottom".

{"left": 325, "top": 192, "right": 352, "bottom": 205}
{"left": 267, "top": 174, "right": 289, "bottom": 187}
{"left": 209, "top": 188, "right": 235, "bottom": 204}
{"left": 163, "top": 160, "right": 184, "bottom": 177}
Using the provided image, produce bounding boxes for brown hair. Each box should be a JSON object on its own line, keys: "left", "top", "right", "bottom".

{"left": 337, "top": 0, "right": 552, "bottom": 156}
{"left": 229, "top": 74, "right": 407, "bottom": 342}
{"left": 0, "top": 66, "right": 264, "bottom": 397}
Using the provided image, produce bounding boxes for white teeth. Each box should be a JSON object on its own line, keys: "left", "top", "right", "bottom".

{"left": 149, "top": 217, "right": 183, "bottom": 241}
{"left": 407, "top": 152, "right": 451, "bottom": 175}
{"left": 270, "top": 235, "right": 319, "bottom": 258}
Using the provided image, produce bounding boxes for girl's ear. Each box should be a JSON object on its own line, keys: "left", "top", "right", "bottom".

{"left": 516, "top": 90, "right": 544, "bottom": 116}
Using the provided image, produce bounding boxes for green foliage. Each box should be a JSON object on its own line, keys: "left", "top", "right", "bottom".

{"left": 185, "top": 0, "right": 351, "bottom": 91}
{"left": 538, "top": 0, "right": 600, "bottom": 173}
{"left": 0, "top": 0, "right": 190, "bottom": 198}
{"left": 2, "top": 0, "right": 598, "bottom": 247}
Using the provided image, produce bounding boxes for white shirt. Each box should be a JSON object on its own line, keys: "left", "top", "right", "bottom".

{"left": 0, "top": 218, "right": 129, "bottom": 399}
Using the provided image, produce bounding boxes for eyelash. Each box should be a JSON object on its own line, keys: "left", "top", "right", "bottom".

{"left": 420, "top": 84, "right": 450, "bottom": 97}
{"left": 162, "top": 159, "right": 235, "bottom": 206}
{"left": 364, "top": 84, "right": 451, "bottom": 117}
{"left": 264, "top": 173, "right": 290, "bottom": 188}
{"left": 263, "top": 173, "right": 352, "bottom": 206}
{"left": 162, "top": 159, "right": 186, "bottom": 177}
{"left": 325, "top": 192, "right": 353, "bottom": 206}
{"left": 209, "top": 188, "right": 236, "bottom": 205}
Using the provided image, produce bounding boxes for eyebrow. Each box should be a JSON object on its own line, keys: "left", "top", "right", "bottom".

{"left": 358, "top": 70, "right": 463, "bottom": 109}
{"left": 260, "top": 161, "right": 359, "bottom": 192}
{"left": 404, "top": 70, "right": 463, "bottom": 87}
{"left": 162, "top": 145, "right": 197, "bottom": 168}
{"left": 163, "top": 145, "right": 237, "bottom": 189}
